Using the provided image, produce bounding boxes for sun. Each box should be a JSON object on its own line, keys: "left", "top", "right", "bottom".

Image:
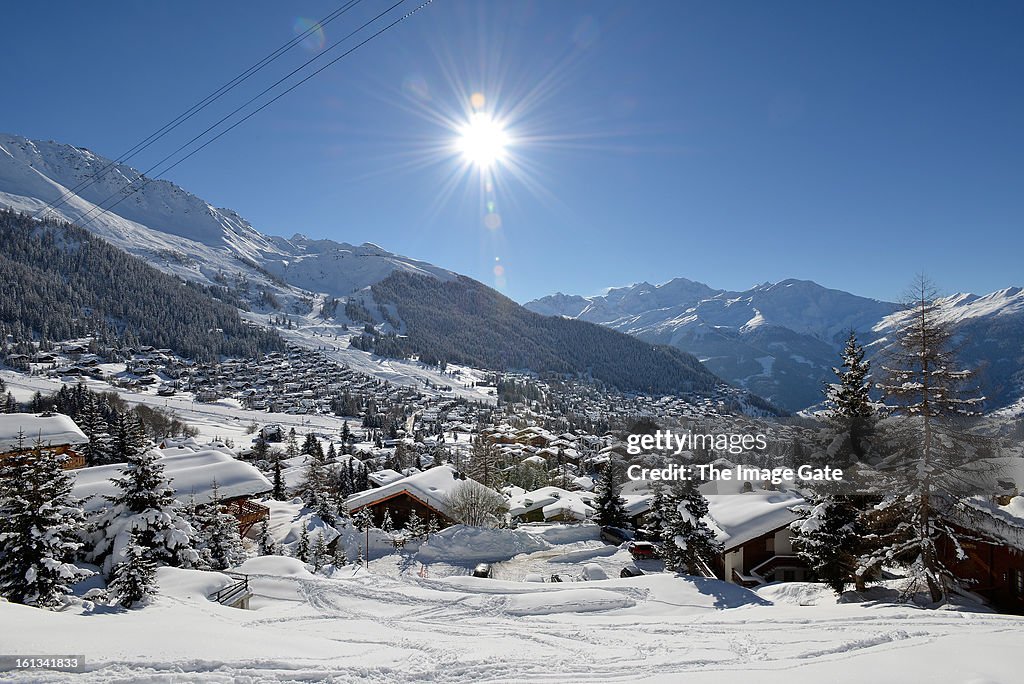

{"left": 455, "top": 111, "right": 510, "bottom": 169}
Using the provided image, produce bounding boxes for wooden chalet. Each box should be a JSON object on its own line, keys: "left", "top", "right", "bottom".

{"left": 0, "top": 412, "right": 88, "bottom": 469}
{"left": 346, "top": 465, "right": 487, "bottom": 529}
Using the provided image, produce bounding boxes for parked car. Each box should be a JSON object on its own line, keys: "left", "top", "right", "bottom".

{"left": 620, "top": 566, "right": 644, "bottom": 578}
{"left": 523, "top": 573, "right": 545, "bottom": 583}
{"left": 600, "top": 526, "right": 634, "bottom": 545}
{"left": 581, "top": 563, "right": 608, "bottom": 581}
{"left": 472, "top": 563, "right": 492, "bottom": 578}
{"left": 628, "top": 541, "right": 657, "bottom": 559}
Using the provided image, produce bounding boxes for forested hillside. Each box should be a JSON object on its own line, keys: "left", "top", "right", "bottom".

{"left": 0, "top": 209, "right": 282, "bottom": 360}
{"left": 370, "top": 271, "right": 722, "bottom": 395}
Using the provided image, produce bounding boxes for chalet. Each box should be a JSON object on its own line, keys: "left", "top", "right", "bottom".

{"left": 346, "top": 465, "right": 487, "bottom": 529}
{"left": 72, "top": 449, "right": 272, "bottom": 535}
{"left": 508, "top": 486, "right": 596, "bottom": 523}
{"left": 704, "top": 491, "right": 810, "bottom": 587}
{"left": 0, "top": 412, "right": 89, "bottom": 469}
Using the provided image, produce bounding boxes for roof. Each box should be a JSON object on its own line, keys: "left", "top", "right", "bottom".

{"left": 703, "top": 491, "right": 806, "bottom": 551}
{"left": 508, "top": 486, "right": 595, "bottom": 520}
{"left": 346, "top": 465, "right": 486, "bottom": 519}
{"left": 71, "top": 449, "right": 271, "bottom": 512}
{"left": 0, "top": 413, "right": 88, "bottom": 453}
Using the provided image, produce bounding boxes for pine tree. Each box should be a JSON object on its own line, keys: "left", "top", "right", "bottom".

{"left": 109, "top": 411, "right": 148, "bottom": 464}
{"left": 108, "top": 531, "right": 157, "bottom": 608}
{"left": 333, "top": 542, "right": 348, "bottom": 568}
{"left": 0, "top": 436, "right": 92, "bottom": 608}
{"left": 826, "top": 331, "right": 876, "bottom": 461}
{"left": 791, "top": 495, "right": 863, "bottom": 594}
{"left": 867, "top": 276, "right": 985, "bottom": 604}
{"left": 258, "top": 518, "right": 277, "bottom": 556}
{"left": 593, "top": 463, "right": 629, "bottom": 529}
{"left": 353, "top": 507, "right": 375, "bottom": 531}
{"left": 271, "top": 450, "right": 286, "bottom": 500}
{"left": 294, "top": 526, "right": 310, "bottom": 562}
{"left": 427, "top": 515, "right": 440, "bottom": 538}
{"left": 310, "top": 533, "right": 328, "bottom": 572}
{"left": 381, "top": 509, "right": 394, "bottom": 534}
{"left": 77, "top": 395, "right": 111, "bottom": 465}
{"left": 196, "top": 482, "right": 247, "bottom": 571}
{"left": 87, "top": 449, "right": 198, "bottom": 576}
{"left": 657, "top": 479, "right": 721, "bottom": 575}
{"left": 405, "top": 510, "right": 426, "bottom": 540}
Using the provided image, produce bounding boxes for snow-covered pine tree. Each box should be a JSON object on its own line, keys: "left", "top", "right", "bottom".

{"left": 196, "top": 481, "right": 247, "bottom": 571}
{"left": 867, "top": 276, "right": 985, "bottom": 604}
{"left": 791, "top": 495, "right": 862, "bottom": 594}
{"left": 381, "top": 509, "right": 394, "bottom": 534}
{"left": 0, "top": 436, "right": 91, "bottom": 608}
{"left": 108, "top": 531, "right": 157, "bottom": 609}
{"left": 353, "top": 507, "right": 375, "bottom": 532}
{"left": 294, "top": 526, "right": 310, "bottom": 562}
{"left": 405, "top": 509, "right": 426, "bottom": 540}
{"left": 87, "top": 448, "right": 198, "bottom": 576}
{"left": 310, "top": 533, "right": 327, "bottom": 572}
{"left": 258, "top": 518, "right": 277, "bottom": 555}
{"left": 333, "top": 542, "right": 348, "bottom": 568}
{"left": 592, "top": 463, "right": 629, "bottom": 529}
{"left": 427, "top": 515, "right": 440, "bottom": 538}
{"left": 657, "top": 478, "right": 721, "bottom": 575}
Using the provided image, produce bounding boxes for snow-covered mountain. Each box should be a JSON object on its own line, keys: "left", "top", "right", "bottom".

{"left": 0, "top": 133, "right": 725, "bottom": 398}
{"left": 0, "top": 133, "right": 454, "bottom": 305}
{"left": 528, "top": 279, "right": 1024, "bottom": 413}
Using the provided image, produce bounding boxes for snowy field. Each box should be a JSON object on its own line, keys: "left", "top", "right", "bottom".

{"left": 1, "top": 548, "right": 1020, "bottom": 683}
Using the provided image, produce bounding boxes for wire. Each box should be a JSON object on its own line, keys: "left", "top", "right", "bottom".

{"left": 78, "top": 0, "right": 434, "bottom": 229}
{"left": 34, "top": 0, "right": 367, "bottom": 219}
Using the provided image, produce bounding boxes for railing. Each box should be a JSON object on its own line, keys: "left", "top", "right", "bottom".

{"left": 224, "top": 499, "right": 270, "bottom": 535}
{"left": 208, "top": 572, "right": 250, "bottom": 606}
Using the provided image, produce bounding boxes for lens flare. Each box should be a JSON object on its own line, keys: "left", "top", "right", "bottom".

{"left": 455, "top": 111, "right": 510, "bottom": 169}
{"left": 293, "top": 17, "right": 326, "bottom": 51}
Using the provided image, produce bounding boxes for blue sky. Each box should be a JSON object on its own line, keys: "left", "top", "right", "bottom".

{"left": 2, "top": 1, "right": 1022, "bottom": 303}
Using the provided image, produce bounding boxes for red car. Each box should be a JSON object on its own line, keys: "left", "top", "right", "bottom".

{"left": 628, "top": 541, "right": 657, "bottom": 559}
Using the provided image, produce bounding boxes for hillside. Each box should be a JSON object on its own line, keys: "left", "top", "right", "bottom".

{"left": 368, "top": 271, "right": 723, "bottom": 396}
{"left": 0, "top": 209, "right": 282, "bottom": 360}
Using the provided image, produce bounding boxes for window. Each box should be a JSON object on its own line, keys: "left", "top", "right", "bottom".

{"left": 1013, "top": 569, "right": 1024, "bottom": 596}
{"left": 783, "top": 570, "right": 796, "bottom": 582}
{"left": 765, "top": 537, "right": 775, "bottom": 553}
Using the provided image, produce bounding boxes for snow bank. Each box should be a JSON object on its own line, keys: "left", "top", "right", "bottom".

{"left": 235, "top": 555, "right": 314, "bottom": 578}
{"left": 520, "top": 522, "right": 600, "bottom": 545}
{"left": 756, "top": 582, "right": 838, "bottom": 606}
{"left": 503, "top": 588, "right": 634, "bottom": 615}
{"left": 155, "top": 567, "right": 234, "bottom": 602}
{"left": 416, "top": 525, "right": 550, "bottom": 564}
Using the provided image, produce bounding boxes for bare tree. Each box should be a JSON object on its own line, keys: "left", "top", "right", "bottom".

{"left": 443, "top": 480, "right": 508, "bottom": 528}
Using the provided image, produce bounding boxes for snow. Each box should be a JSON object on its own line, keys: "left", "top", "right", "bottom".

{"left": 0, "top": 412, "right": 87, "bottom": 452}
{"left": 416, "top": 525, "right": 549, "bottom": 564}
{"left": 703, "top": 491, "right": 806, "bottom": 550}
{"left": 71, "top": 449, "right": 271, "bottom": 510}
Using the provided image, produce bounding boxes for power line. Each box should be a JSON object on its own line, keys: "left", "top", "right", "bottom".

{"left": 34, "top": 0, "right": 366, "bottom": 220}
{"left": 78, "top": 0, "right": 433, "bottom": 230}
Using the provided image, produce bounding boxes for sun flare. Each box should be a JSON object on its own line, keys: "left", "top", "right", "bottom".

{"left": 455, "top": 111, "right": 510, "bottom": 169}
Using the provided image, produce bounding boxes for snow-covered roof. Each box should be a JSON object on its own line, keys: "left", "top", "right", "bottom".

{"left": 0, "top": 413, "right": 87, "bottom": 453}
{"left": 508, "top": 486, "right": 595, "bottom": 520}
{"left": 703, "top": 492, "right": 805, "bottom": 551}
{"left": 72, "top": 449, "right": 271, "bottom": 511}
{"left": 368, "top": 468, "right": 405, "bottom": 487}
{"left": 346, "top": 465, "right": 484, "bottom": 519}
